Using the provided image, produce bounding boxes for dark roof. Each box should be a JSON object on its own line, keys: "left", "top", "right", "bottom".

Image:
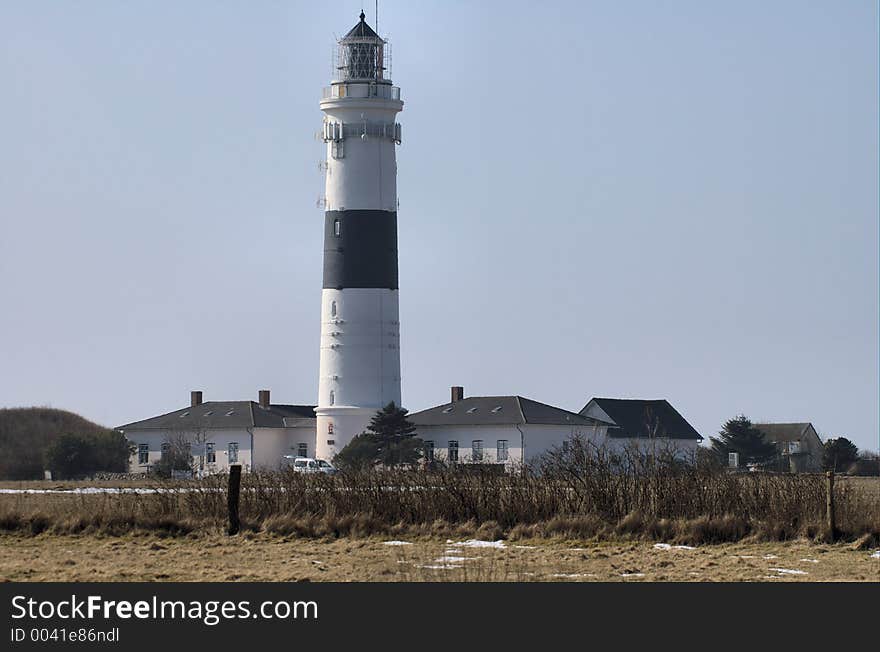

{"left": 754, "top": 423, "right": 817, "bottom": 444}
{"left": 409, "top": 396, "right": 610, "bottom": 428}
{"left": 116, "top": 402, "right": 315, "bottom": 431}
{"left": 582, "top": 398, "right": 702, "bottom": 440}
{"left": 344, "top": 11, "right": 380, "bottom": 39}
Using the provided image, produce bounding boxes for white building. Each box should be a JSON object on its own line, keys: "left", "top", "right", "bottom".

{"left": 579, "top": 397, "right": 703, "bottom": 457}
{"left": 408, "top": 388, "right": 613, "bottom": 469}
{"left": 408, "top": 389, "right": 703, "bottom": 468}
{"left": 118, "top": 391, "right": 316, "bottom": 474}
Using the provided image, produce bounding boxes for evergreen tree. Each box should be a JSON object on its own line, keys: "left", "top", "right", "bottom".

{"left": 334, "top": 402, "right": 423, "bottom": 470}
{"left": 709, "top": 415, "right": 779, "bottom": 469}
{"left": 822, "top": 437, "right": 859, "bottom": 472}
{"left": 44, "top": 431, "right": 130, "bottom": 479}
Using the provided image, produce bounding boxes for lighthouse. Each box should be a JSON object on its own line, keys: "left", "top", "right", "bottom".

{"left": 315, "top": 12, "right": 404, "bottom": 460}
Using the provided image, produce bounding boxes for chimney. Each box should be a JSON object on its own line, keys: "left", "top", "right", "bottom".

{"left": 259, "top": 389, "right": 271, "bottom": 409}
{"left": 191, "top": 390, "right": 203, "bottom": 407}
{"left": 451, "top": 386, "right": 464, "bottom": 403}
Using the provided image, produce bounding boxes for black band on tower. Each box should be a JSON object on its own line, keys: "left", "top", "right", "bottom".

{"left": 323, "top": 210, "right": 398, "bottom": 289}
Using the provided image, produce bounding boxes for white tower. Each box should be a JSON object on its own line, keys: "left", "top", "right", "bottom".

{"left": 315, "top": 12, "right": 403, "bottom": 460}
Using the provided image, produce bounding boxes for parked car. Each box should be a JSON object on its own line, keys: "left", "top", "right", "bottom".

{"left": 282, "top": 456, "right": 337, "bottom": 475}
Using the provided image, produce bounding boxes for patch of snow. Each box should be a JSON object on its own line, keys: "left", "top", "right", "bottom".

{"left": 418, "top": 564, "right": 463, "bottom": 570}
{"left": 799, "top": 559, "right": 819, "bottom": 563}
{"left": 450, "top": 539, "right": 506, "bottom": 549}
{"left": 514, "top": 545, "right": 538, "bottom": 549}
{"left": 762, "top": 554, "right": 778, "bottom": 559}
{"left": 0, "top": 488, "right": 172, "bottom": 495}
{"left": 653, "top": 543, "right": 696, "bottom": 551}
{"left": 382, "top": 541, "right": 412, "bottom": 546}
{"left": 768, "top": 568, "right": 807, "bottom": 576}
{"left": 433, "top": 555, "right": 474, "bottom": 564}
{"left": 870, "top": 551, "right": 880, "bottom": 559}
{"left": 550, "top": 573, "right": 595, "bottom": 578}
{"left": 620, "top": 573, "right": 645, "bottom": 578}
{"left": 568, "top": 547, "right": 590, "bottom": 551}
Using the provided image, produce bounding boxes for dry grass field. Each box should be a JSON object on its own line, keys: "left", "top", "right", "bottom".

{"left": 0, "top": 469, "right": 877, "bottom": 582}
{"left": 0, "top": 532, "right": 876, "bottom": 582}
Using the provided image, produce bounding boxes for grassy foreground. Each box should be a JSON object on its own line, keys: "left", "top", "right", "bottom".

{"left": 0, "top": 469, "right": 877, "bottom": 546}
{"left": 0, "top": 532, "right": 877, "bottom": 582}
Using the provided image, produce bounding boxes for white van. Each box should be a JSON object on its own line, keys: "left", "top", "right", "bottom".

{"left": 282, "top": 456, "right": 337, "bottom": 474}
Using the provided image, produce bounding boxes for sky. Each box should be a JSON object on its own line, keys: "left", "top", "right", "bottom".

{"left": 0, "top": 1, "right": 877, "bottom": 452}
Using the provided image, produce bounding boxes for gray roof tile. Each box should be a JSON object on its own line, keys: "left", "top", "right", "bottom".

{"left": 409, "top": 396, "right": 610, "bottom": 428}
{"left": 582, "top": 398, "right": 702, "bottom": 440}
{"left": 116, "top": 402, "right": 315, "bottom": 431}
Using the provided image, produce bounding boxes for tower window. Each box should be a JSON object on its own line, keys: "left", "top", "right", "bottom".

{"left": 334, "top": 219, "right": 341, "bottom": 237}
{"left": 328, "top": 423, "right": 334, "bottom": 435}
{"left": 329, "top": 390, "right": 335, "bottom": 406}
{"left": 331, "top": 301, "right": 337, "bottom": 318}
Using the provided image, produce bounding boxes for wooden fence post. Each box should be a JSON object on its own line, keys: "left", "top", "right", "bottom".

{"left": 825, "top": 470, "right": 835, "bottom": 541}
{"left": 228, "top": 464, "right": 242, "bottom": 535}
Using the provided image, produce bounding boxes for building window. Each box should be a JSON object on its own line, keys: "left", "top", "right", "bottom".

{"left": 472, "top": 440, "right": 483, "bottom": 462}
{"left": 137, "top": 444, "right": 149, "bottom": 465}
{"left": 448, "top": 440, "right": 458, "bottom": 463}
{"left": 328, "top": 422, "right": 334, "bottom": 435}
{"left": 334, "top": 219, "right": 341, "bottom": 237}
{"left": 329, "top": 390, "right": 335, "bottom": 406}
{"left": 160, "top": 442, "right": 170, "bottom": 459}
{"left": 497, "top": 440, "right": 508, "bottom": 462}
{"left": 330, "top": 301, "right": 337, "bottom": 318}
{"left": 298, "top": 443, "right": 308, "bottom": 458}
{"left": 206, "top": 442, "right": 215, "bottom": 464}
{"left": 228, "top": 442, "right": 239, "bottom": 464}
{"left": 424, "top": 440, "right": 434, "bottom": 462}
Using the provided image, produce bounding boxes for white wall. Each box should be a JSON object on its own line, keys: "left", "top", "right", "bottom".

{"left": 414, "top": 422, "right": 703, "bottom": 468}
{"left": 251, "top": 426, "right": 318, "bottom": 469}
{"left": 124, "top": 428, "right": 254, "bottom": 473}
{"left": 601, "top": 436, "right": 701, "bottom": 460}
{"left": 124, "top": 425, "right": 320, "bottom": 473}
{"left": 415, "top": 424, "right": 525, "bottom": 468}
